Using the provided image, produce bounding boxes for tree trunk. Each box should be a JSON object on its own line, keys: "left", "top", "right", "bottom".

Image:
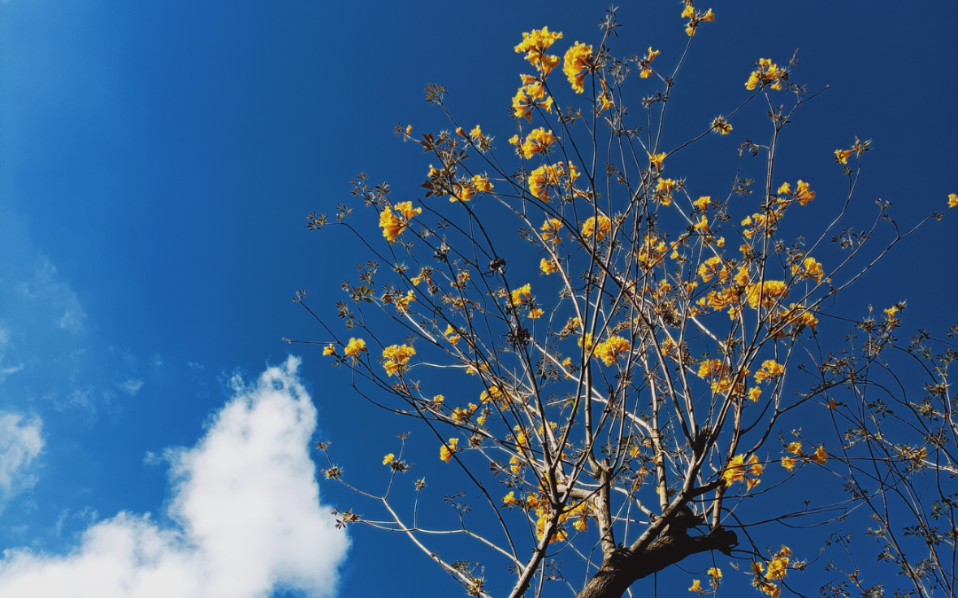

{"left": 576, "top": 527, "right": 738, "bottom": 598}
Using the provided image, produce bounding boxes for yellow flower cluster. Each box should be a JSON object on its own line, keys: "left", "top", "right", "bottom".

{"left": 649, "top": 151, "right": 667, "bottom": 170}
{"left": 515, "top": 27, "right": 563, "bottom": 76}
{"left": 581, "top": 215, "right": 612, "bottom": 242}
{"left": 948, "top": 193, "right": 957, "bottom": 208}
{"left": 655, "top": 178, "right": 678, "bottom": 206}
{"left": 753, "top": 546, "right": 792, "bottom": 597}
{"left": 681, "top": 2, "right": 714, "bottom": 37}
{"left": 711, "top": 116, "right": 733, "bottom": 135}
{"left": 593, "top": 336, "right": 631, "bottom": 366}
{"left": 379, "top": 201, "right": 422, "bottom": 243}
{"left": 439, "top": 437, "right": 459, "bottom": 463}
{"left": 745, "top": 58, "right": 785, "bottom": 91}
{"left": 511, "top": 127, "right": 557, "bottom": 160}
{"left": 723, "top": 453, "right": 764, "bottom": 490}
{"left": 382, "top": 344, "right": 416, "bottom": 377}
{"left": 637, "top": 236, "right": 668, "bottom": 269}
{"left": 640, "top": 47, "right": 661, "bottom": 79}
{"left": 563, "top": 42, "right": 593, "bottom": 93}
{"left": 754, "top": 360, "right": 785, "bottom": 384}
{"left": 791, "top": 256, "right": 825, "bottom": 283}
{"left": 344, "top": 337, "right": 367, "bottom": 358}
{"left": 509, "top": 283, "right": 532, "bottom": 307}
{"left": 540, "top": 218, "right": 564, "bottom": 243}
{"left": 781, "top": 442, "right": 828, "bottom": 471}
{"left": 528, "top": 162, "right": 579, "bottom": 201}
{"left": 540, "top": 258, "right": 559, "bottom": 275}
{"left": 512, "top": 75, "right": 554, "bottom": 121}
{"left": 745, "top": 280, "right": 788, "bottom": 310}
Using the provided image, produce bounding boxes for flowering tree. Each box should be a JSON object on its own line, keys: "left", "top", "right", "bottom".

{"left": 299, "top": 5, "right": 956, "bottom": 597}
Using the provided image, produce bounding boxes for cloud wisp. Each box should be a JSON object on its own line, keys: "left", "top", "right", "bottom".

{"left": 0, "top": 413, "right": 44, "bottom": 511}
{"left": 0, "top": 357, "right": 349, "bottom": 597}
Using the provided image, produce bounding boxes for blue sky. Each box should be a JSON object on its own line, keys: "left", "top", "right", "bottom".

{"left": 1, "top": 1, "right": 955, "bottom": 597}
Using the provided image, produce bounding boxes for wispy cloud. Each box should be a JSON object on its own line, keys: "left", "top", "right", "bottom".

{"left": 0, "top": 357, "right": 349, "bottom": 597}
{"left": 115, "top": 379, "right": 144, "bottom": 397}
{"left": 17, "top": 258, "right": 87, "bottom": 334}
{"left": 0, "top": 413, "right": 44, "bottom": 511}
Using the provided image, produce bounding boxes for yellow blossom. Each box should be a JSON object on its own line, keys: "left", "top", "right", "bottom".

{"left": 323, "top": 344, "right": 338, "bottom": 357}
{"left": 745, "top": 58, "right": 785, "bottom": 91}
{"left": 563, "top": 42, "right": 592, "bottom": 93}
{"left": 509, "top": 283, "right": 533, "bottom": 306}
{"left": 711, "top": 116, "right": 733, "bottom": 135}
{"left": 472, "top": 174, "right": 494, "bottom": 193}
{"left": 541, "top": 218, "right": 564, "bottom": 243}
{"left": 723, "top": 454, "right": 763, "bottom": 489}
{"left": 503, "top": 491, "right": 520, "bottom": 507}
{"left": 754, "top": 360, "right": 785, "bottom": 384}
{"left": 949, "top": 193, "right": 958, "bottom": 208}
{"left": 515, "top": 27, "right": 563, "bottom": 75}
{"left": 811, "top": 445, "right": 828, "bottom": 465}
{"left": 344, "top": 337, "right": 367, "bottom": 358}
{"left": 746, "top": 281, "right": 788, "bottom": 310}
{"left": 781, "top": 456, "right": 797, "bottom": 471}
{"left": 792, "top": 256, "right": 825, "bottom": 283}
{"left": 529, "top": 307, "right": 545, "bottom": 319}
{"left": 383, "top": 453, "right": 395, "bottom": 466}
{"left": 439, "top": 438, "right": 459, "bottom": 463}
{"left": 689, "top": 579, "right": 705, "bottom": 593}
{"left": 518, "top": 127, "right": 557, "bottom": 160}
{"left": 640, "top": 47, "right": 660, "bottom": 78}
{"left": 748, "top": 387, "right": 762, "bottom": 402}
{"left": 649, "top": 152, "right": 667, "bottom": 170}
{"left": 581, "top": 215, "right": 612, "bottom": 242}
{"left": 835, "top": 148, "right": 854, "bottom": 165}
{"left": 382, "top": 344, "right": 416, "bottom": 377}
{"left": 593, "top": 336, "right": 631, "bottom": 366}
{"left": 795, "top": 180, "right": 815, "bottom": 205}
{"left": 765, "top": 555, "right": 790, "bottom": 581}
{"left": 379, "top": 201, "right": 422, "bottom": 243}
{"left": 693, "top": 196, "right": 712, "bottom": 211}
{"left": 540, "top": 258, "right": 559, "bottom": 275}
{"left": 444, "top": 324, "right": 462, "bottom": 346}
{"left": 707, "top": 567, "right": 723, "bottom": 582}
{"left": 693, "top": 215, "right": 710, "bottom": 234}
{"left": 655, "top": 177, "right": 678, "bottom": 206}
{"left": 787, "top": 442, "right": 803, "bottom": 456}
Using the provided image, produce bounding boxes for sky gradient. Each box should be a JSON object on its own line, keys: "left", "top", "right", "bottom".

{"left": 1, "top": 1, "right": 956, "bottom": 596}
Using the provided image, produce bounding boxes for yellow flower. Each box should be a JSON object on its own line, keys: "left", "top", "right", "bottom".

{"left": 563, "top": 42, "right": 593, "bottom": 93}
{"left": 711, "top": 116, "right": 733, "bottom": 135}
{"left": 765, "top": 555, "right": 790, "bottom": 581}
{"left": 754, "top": 360, "right": 785, "bottom": 384}
{"left": 748, "top": 388, "right": 762, "bottom": 402}
{"left": 529, "top": 307, "right": 545, "bottom": 319}
{"left": 509, "top": 283, "right": 533, "bottom": 307}
{"left": 439, "top": 438, "right": 459, "bottom": 463}
{"left": 723, "top": 454, "right": 763, "bottom": 489}
{"left": 745, "top": 281, "right": 788, "bottom": 310}
{"left": 835, "top": 148, "right": 854, "bottom": 165}
{"left": 655, "top": 177, "right": 678, "bottom": 206}
{"left": 344, "top": 337, "right": 367, "bottom": 358}
{"left": 697, "top": 359, "right": 725, "bottom": 379}
{"left": 541, "top": 218, "right": 564, "bottom": 243}
{"left": 444, "top": 324, "right": 462, "bottom": 346}
{"left": 688, "top": 579, "right": 705, "bottom": 593}
{"left": 811, "top": 445, "right": 828, "bottom": 465}
{"left": 593, "top": 336, "right": 631, "bottom": 366}
{"left": 745, "top": 58, "right": 785, "bottom": 91}
{"left": 581, "top": 215, "right": 612, "bottom": 242}
{"left": 649, "top": 152, "right": 667, "bottom": 170}
{"left": 693, "top": 196, "right": 712, "bottom": 211}
{"left": 383, "top": 453, "right": 395, "bottom": 466}
{"left": 776, "top": 181, "right": 791, "bottom": 196}
{"left": 787, "top": 442, "right": 803, "bottom": 456}
{"left": 781, "top": 456, "right": 797, "bottom": 471}
{"left": 527, "top": 163, "right": 574, "bottom": 201}
{"left": 693, "top": 215, "right": 710, "bottom": 234}
{"left": 707, "top": 567, "right": 722, "bottom": 581}
{"left": 472, "top": 174, "right": 494, "bottom": 193}
{"left": 640, "top": 47, "right": 661, "bottom": 78}
{"left": 515, "top": 27, "right": 563, "bottom": 75}
{"left": 503, "top": 491, "right": 520, "bottom": 506}
{"left": 795, "top": 180, "right": 816, "bottom": 205}
{"left": 540, "top": 258, "right": 559, "bottom": 275}
{"left": 791, "top": 256, "right": 825, "bottom": 283}
{"left": 379, "top": 201, "right": 422, "bottom": 243}
{"left": 468, "top": 124, "right": 483, "bottom": 140}
{"left": 323, "top": 344, "right": 338, "bottom": 357}
{"left": 518, "top": 127, "right": 557, "bottom": 160}
{"left": 382, "top": 344, "right": 416, "bottom": 377}
{"left": 948, "top": 193, "right": 958, "bottom": 208}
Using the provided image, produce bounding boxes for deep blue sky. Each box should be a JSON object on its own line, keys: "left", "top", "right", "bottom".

{"left": 1, "top": 2, "right": 955, "bottom": 596}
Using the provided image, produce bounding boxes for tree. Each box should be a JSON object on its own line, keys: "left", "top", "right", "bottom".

{"left": 297, "top": 6, "right": 956, "bottom": 597}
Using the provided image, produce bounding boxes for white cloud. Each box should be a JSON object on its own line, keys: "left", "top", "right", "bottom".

{"left": 17, "top": 258, "right": 87, "bottom": 334}
{"left": 0, "top": 413, "right": 44, "bottom": 509}
{"left": 0, "top": 357, "right": 349, "bottom": 597}
{"left": 116, "top": 379, "right": 144, "bottom": 397}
